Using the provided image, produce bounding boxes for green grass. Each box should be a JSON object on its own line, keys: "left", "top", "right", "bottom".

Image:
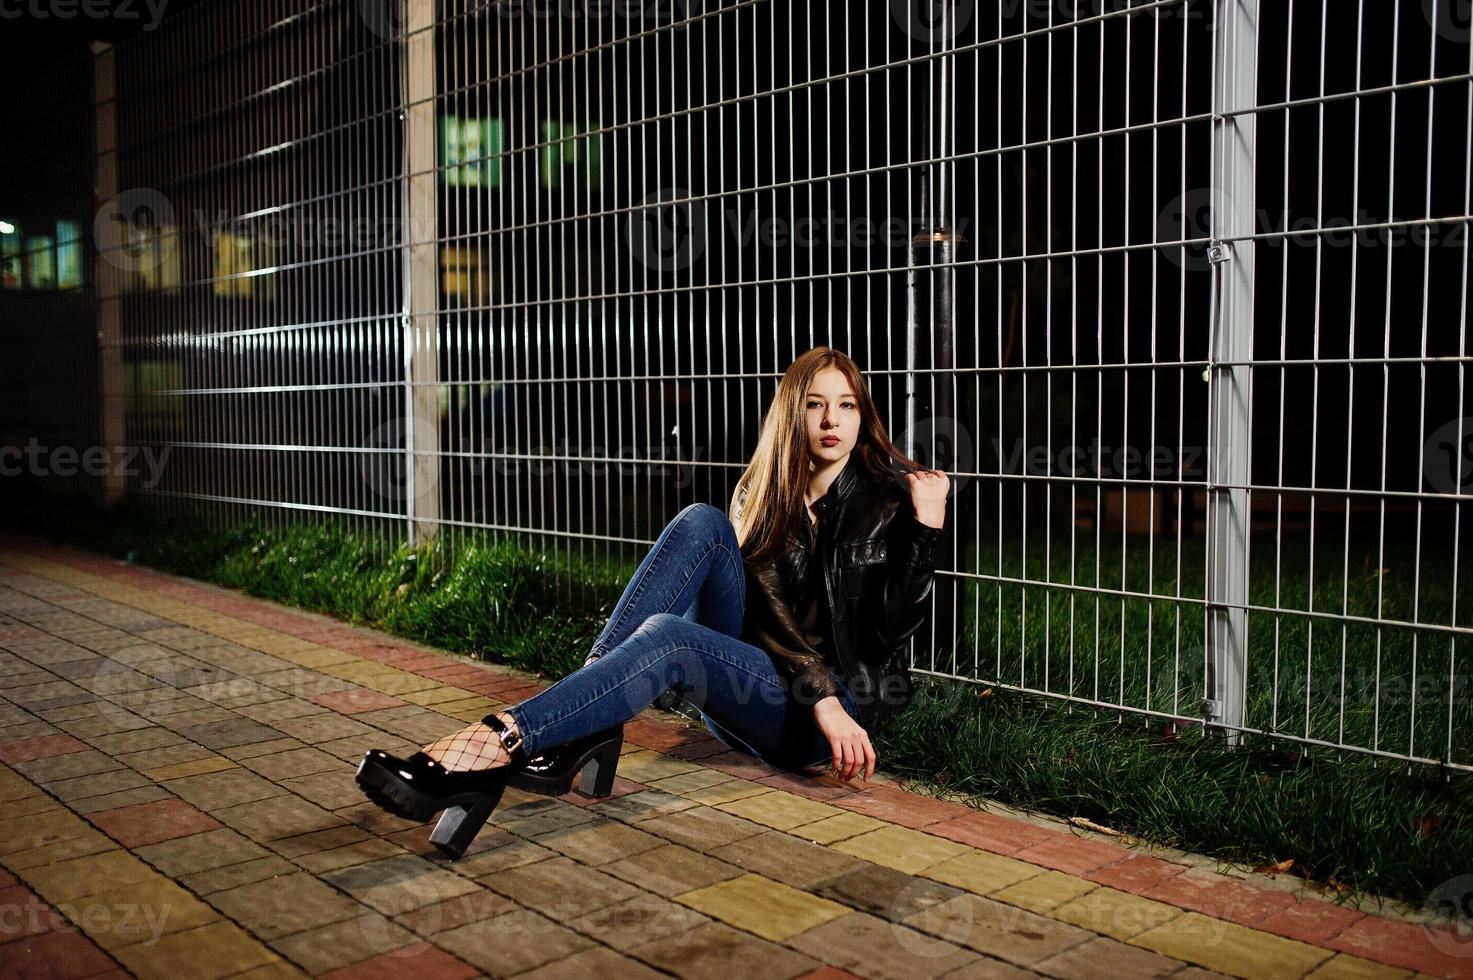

{"left": 5, "top": 492, "right": 1469, "bottom": 910}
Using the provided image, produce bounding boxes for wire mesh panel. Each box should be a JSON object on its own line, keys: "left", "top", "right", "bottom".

{"left": 93, "top": 0, "right": 1470, "bottom": 770}
{"left": 104, "top": 1, "right": 407, "bottom": 540}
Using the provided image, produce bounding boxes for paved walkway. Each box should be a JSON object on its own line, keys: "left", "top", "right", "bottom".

{"left": 0, "top": 537, "right": 1467, "bottom": 980}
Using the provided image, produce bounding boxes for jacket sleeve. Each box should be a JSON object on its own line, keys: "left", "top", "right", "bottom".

{"left": 874, "top": 506, "right": 943, "bottom": 651}
{"left": 741, "top": 557, "right": 845, "bottom": 707}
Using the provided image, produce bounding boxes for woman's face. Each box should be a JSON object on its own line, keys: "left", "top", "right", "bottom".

{"left": 805, "top": 367, "right": 861, "bottom": 465}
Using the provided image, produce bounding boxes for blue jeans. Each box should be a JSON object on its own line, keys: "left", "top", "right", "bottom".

{"left": 501, "top": 503, "right": 860, "bottom": 772}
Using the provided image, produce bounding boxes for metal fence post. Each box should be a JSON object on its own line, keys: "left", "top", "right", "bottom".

{"left": 93, "top": 41, "right": 125, "bottom": 508}
{"left": 1204, "top": 0, "right": 1258, "bottom": 744}
{"left": 402, "top": 0, "right": 440, "bottom": 545}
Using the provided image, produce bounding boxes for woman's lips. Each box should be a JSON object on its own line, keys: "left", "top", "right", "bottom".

{"left": 820, "top": 436, "right": 840, "bottom": 445}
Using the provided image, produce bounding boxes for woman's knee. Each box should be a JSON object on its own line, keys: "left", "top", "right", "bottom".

{"left": 676, "top": 502, "right": 737, "bottom": 545}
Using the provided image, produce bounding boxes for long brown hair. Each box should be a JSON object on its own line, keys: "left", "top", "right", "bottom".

{"left": 729, "top": 347, "right": 928, "bottom": 562}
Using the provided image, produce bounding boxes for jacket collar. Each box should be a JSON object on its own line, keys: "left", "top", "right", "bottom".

{"left": 812, "top": 454, "right": 861, "bottom": 514}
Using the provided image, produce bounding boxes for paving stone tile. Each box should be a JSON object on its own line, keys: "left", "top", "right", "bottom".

{"left": 112, "top": 918, "right": 282, "bottom": 980}
{"left": 0, "top": 884, "right": 55, "bottom": 941}
{"left": 210, "top": 794, "right": 349, "bottom": 841}
{"left": 311, "top": 688, "right": 409, "bottom": 714}
{"left": 18, "top": 849, "right": 155, "bottom": 904}
{"left": 64, "top": 710, "right": 156, "bottom": 739}
{"left": 222, "top": 737, "right": 310, "bottom": 761}
{"left": 921, "top": 849, "right": 1045, "bottom": 895}
{"left": 1011, "top": 833, "right": 1133, "bottom": 877}
{"left": 925, "top": 810, "right": 1060, "bottom": 855}
{"left": 176, "top": 717, "right": 285, "bottom": 751}
{"left": 751, "top": 766, "right": 865, "bottom": 798}
{"left": 615, "top": 749, "right": 707, "bottom": 784}
{"left": 315, "top": 940, "right": 481, "bottom": 980}
{"left": 591, "top": 788, "right": 699, "bottom": 822}
{"left": 531, "top": 815, "right": 667, "bottom": 865}
{"left": 788, "top": 910, "right": 982, "bottom": 979}
{"left": 1303, "top": 953, "right": 1417, "bottom": 979}
{"left": 294, "top": 838, "right": 410, "bottom": 875}
{"left": 481, "top": 854, "right": 641, "bottom": 919}
{"left": 35, "top": 767, "right": 155, "bottom": 804}
{"left": 634, "top": 804, "right": 769, "bottom": 851}
{"left": 65, "top": 784, "right": 176, "bottom": 816}
{"left": 601, "top": 842, "right": 744, "bottom": 898}
{"left": 78, "top": 875, "right": 223, "bottom": 950}
{"left": 509, "top": 943, "right": 671, "bottom": 980}
{"left": 0, "top": 807, "right": 99, "bottom": 856}
{"left": 565, "top": 890, "right": 712, "bottom": 951}
{"left": 712, "top": 789, "right": 845, "bottom": 830}
{"left": 493, "top": 798, "right": 601, "bottom": 838}
{"left": 0, "top": 720, "right": 59, "bottom": 743}
{"left": 2, "top": 828, "right": 119, "bottom": 871}
{"left": 830, "top": 783, "right": 970, "bottom": 829}
{"left": 989, "top": 869, "right": 1099, "bottom": 915}
{"left": 433, "top": 907, "right": 597, "bottom": 975}
{"left": 237, "top": 746, "right": 343, "bottom": 781}
{"left": 1033, "top": 934, "right": 1187, "bottom": 978}
{"left": 1255, "top": 898, "right": 1368, "bottom": 946}
{"left": 1130, "top": 910, "right": 1333, "bottom": 978}
{"left": 235, "top": 699, "right": 330, "bottom": 724}
{"left": 829, "top": 824, "right": 971, "bottom": 875}
{"left": 675, "top": 871, "right": 849, "bottom": 942}
{"left": 317, "top": 732, "right": 421, "bottom": 764}
{"left": 627, "top": 919, "right": 820, "bottom": 980}
{"left": 115, "top": 741, "right": 221, "bottom": 771}
{"left": 278, "top": 769, "right": 367, "bottom": 810}
{"left": 901, "top": 892, "right": 1093, "bottom": 967}
{"left": 643, "top": 767, "right": 734, "bottom": 795}
{"left": 1323, "top": 910, "right": 1473, "bottom": 977}
{"left": 665, "top": 776, "right": 767, "bottom": 807}
{"left": 205, "top": 871, "right": 368, "bottom": 940}
{"left": 160, "top": 767, "right": 290, "bottom": 811}
{"left": 1139, "top": 867, "right": 1299, "bottom": 926}
{"left": 813, "top": 863, "right": 966, "bottom": 922}
{"left": 1049, "top": 884, "right": 1188, "bottom": 944}
{"left": 789, "top": 810, "right": 889, "bottom": 844}
{"left": 706, "top": 829, "right": 866, "bottom": 890}
{"left": 133, "top": 827, "right": 273, "bottom": 877}
{"left": 267, "top": 824, "right": 374, "bottom": 859}
{"left": 180, "top": 854, "right": 300, "bottom": 895}
{"left": 139, "top": 755, "right": 240, "bottom": 781}
{"left": 0, "top": 927, "right": 121, "bottom": 978}
{"left": 441, "top": 834, "right": 559, "bottom": 878}
{"left": 321, "top": 854, "right": 483, "bottom": 916}
{"left": 1084, "top": 853, "right": 1190, "bottom": 893}
{"left": 272, "top": 712, "right": 378, "bottom": 744}
{"left": 87, "top": 797, "right": 223, "bottom": 847}
{"left": 82, "top": 725, "right": 186, "bottom": 756}
{"left": 13, "top": 748, "right": 124, "bottom": 783}
{"left": 389, "top": 890, "right": 520, "bottom": 936}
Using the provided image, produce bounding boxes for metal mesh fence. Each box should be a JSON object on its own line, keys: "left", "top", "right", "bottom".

{"left": 80, "top": 0, "right": 1472, "bottom": 769}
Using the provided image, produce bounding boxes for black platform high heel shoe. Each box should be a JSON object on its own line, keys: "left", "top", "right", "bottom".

{"left": 507, "top": 723, "right": 624, "bottom": 798}
{"left": 355, "top": 712, "right": 529, "bottom": 859}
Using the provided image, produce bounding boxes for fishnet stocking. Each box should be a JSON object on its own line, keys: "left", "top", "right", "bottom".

{"left": 422, "top": 711, "right": 519, "bottom": 772}
{"left": 420, "top": 653, "right": 602, "bottom": 772}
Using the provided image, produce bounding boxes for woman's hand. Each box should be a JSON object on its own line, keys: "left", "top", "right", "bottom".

{"left": 905, "top": 468, "right": 950, "bottom": 529}
{"left": 813, "top": 697, "right": 875, "bottom": 782}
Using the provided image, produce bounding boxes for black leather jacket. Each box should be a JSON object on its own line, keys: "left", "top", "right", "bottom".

{"left": 741, "top": 457, "right": 943, "bottom": 736}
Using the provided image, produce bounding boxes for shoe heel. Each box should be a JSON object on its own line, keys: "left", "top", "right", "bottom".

{"left": 428, "top": 787, "right": 503, "bottom": 860}
{"left": 576, "top": 734, "right": 623, "bottom": 797}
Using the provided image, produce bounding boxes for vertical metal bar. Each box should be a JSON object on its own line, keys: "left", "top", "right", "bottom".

{"left": 1204, "top": 0, "right": 1258, "bottom": 743}
{"left": 93, "top": 41, "right": 125, "bottom": 507}
{"left": 403, "top": 0, "right": 440, "bottom": 544}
